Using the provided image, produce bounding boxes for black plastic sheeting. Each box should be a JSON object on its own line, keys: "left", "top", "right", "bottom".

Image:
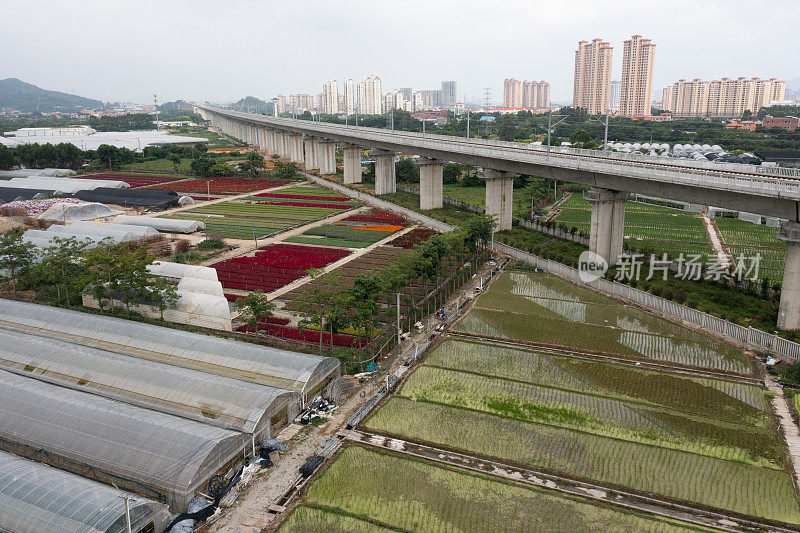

{"left": 0, "top": 187, "right": 57, "bottom": 203}
{"left": 164, "top": 465, "right": 244, "bottom": 532}
{"left": 73, "top": 187, "right": 180, "bottom": 208}
{"left": 299, "top": 455, "right": 324, "bottom": 478}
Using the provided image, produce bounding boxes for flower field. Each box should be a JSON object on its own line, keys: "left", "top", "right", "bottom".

{"left": 285, "top": 221, "right": 404, "bottom": 248}
{"left": 285, "top": 445, "right": 707, "bottom": 533}
{"left": 213, "top": 243, "right": 350, "bottom": 292}
{"left": 365, "top": 397, "right": 800, "bottom": 523}
{"left": 149, "top": 177, "right": 290, "bottom": 194}
{"left": 342, "top": 209, "right": 407, "bottom": 226}
{"left": 161, "top": 190, "right": 356, "bottom": 239}
{"left": 385, "top": 227, "right": 439, "bottom": 248}
{"left": 453, "top": 271, "right": 754, "bottom": 375}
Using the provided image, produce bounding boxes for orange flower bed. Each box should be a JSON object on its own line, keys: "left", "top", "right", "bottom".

{"left": 355, "top": 224, "right": 405, "bottom": 232}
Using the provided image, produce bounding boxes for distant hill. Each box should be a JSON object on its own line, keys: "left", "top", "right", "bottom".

{"left": 0, "top": 78, "right": 104, "bottom": 113}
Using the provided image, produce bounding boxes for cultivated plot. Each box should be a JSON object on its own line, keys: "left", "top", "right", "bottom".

{"left": 283, "top": 445, "right": 710, "bottom": 533}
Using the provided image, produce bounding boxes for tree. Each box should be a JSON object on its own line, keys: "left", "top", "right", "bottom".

{"left": 442, "top": 162, "right": 464, "bottom": 185}
{"left": 239, "top": 151, "right": 265, "bottom": 176}
{"left": 463, "top": 215, "right": 495, "bottom": 249}
{"left": 569, "top": 128, "right": 593, "bottom": 145}
{"left": 149, "top": 276, "right": 180, "bottom": 320}
{"left": 296, "top": 269, "right": 343, "bottom": 353}
{"left": 237, "top": 290, "right": 275, "bottom": 335}
{"left": 82, "top": 240, "right": 121, "bottom": 312}
{"left": 395, "top": 158, "right": 419, "bottom": 183}
{"left": 0, "top": 229, "right": 36, "bottom": 298}
{"left": 168, "top": 153, "right": 181, "bottom": 172}
{"left": 96, "top": 144, "right": 121, "bottom": 169}
{"left": 115, "top": 246, "right": 155, "bottom": 313}
{"left": 0, "top": 145, "right": 13, "bottom": 170}
{"left": 274, "top": 160, "right": 300, "bottom": 179}
{"left": 742, "top": 109, "right": 753, "bottom": 121}
{"left": 348, "top": 273, "right": 384, "bottom": 344}
{"left": 190, "top": 157, "right": 214, "bottom": 177}
{"left": 40, "top": 236, "right": 89, "bottom": 308}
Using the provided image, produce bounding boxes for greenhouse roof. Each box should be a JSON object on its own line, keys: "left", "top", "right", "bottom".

{"left": 0, "top": 327, "right": 298, "bottom": 434}
{"left": 0, "top": 450, "right": 169, "bottom": 533}
{"left": 114, "top": 214, "right": 204, "bottom": 233}
{"left": 148, "top": 261, "right": 218, "bottom": 281}
{"left": 0, "top": 300, "right": 340, "bottom": 393}
{"left": 0, "top": 369, "right": 247, "bottom": 511}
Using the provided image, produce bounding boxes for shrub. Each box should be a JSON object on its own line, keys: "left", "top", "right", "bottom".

{"left": 197, "top": 239, "right": 225, "bottom": 250}
{"left": 174, "top": 239, "right": 191, "bottom": 254}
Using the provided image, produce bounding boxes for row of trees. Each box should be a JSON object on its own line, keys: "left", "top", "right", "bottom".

{"left": 0, "top": 229, "right": 178, "bottom": 317}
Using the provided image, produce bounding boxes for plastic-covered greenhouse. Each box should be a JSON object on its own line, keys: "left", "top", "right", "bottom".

{"left": 0, "top": 369, "right": 248, "bottom": 512}
{"left": 0, "top": 299, "right": 340, "bottom": 397}
{"left": 0, "top": 450, "right": 170, "bottom": 533}
{"left": 22, "top": 222, "right": 159, "bottom": 248}
{"left": 0, "top": 327, "right": 301, "bottom": 436}
{"left": 148, "top": 261, "right": 218, "bottom": 281}
{"left": 113, "top": 214, "right": 205, "bottom": 233}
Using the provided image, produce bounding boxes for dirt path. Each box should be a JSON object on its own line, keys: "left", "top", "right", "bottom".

{"left": 201, "top": 384, "right": 369, "bottom": 533}
{"left": 701, "top": 214, "right": 733, "bottom": 268}
{"left": 763, "top": 370, "right": 800, "bottom": 490}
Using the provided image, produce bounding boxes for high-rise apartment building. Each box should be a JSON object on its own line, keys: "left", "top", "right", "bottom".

{"left": 399, "top": 87, "right": 412, "bottom": 101}
{"left": 322, "top": 80, "right": 339, "bottom": 114}
{"left": 609, "top": 80, "right": 621, "bottom": 109}
{"left": 344, "top": 79, "right": 356, "bottom": 115}
{"left": 411, "top": 92, "right": 423, "bottom": 112}
{"left": 662, "top": 77, "right": 787, "bottom": 118}
{"left": 275, "top": 95, "right": 287, "bottom": 114}
{"left": 521, "top": 80, "right": 550, "bottom": 109}
{"left": 382, "top": 91, "right": 404, "bottom": 113}
{"left": 619, "top": 35, "right": 656, "bottom": 117}
{"left": 358, "top": 76, "right": 382, "bottom": 115}
{"left": 503, "top": 78, "right": 522, "bottom": 108}
{"left": 442, "top": 81, "right": 457, "bottom": 107}
{"left": 420, "top": 90, "right": 442, "bottom": 108}
{"left": 573, "top": 38, "right": 614, "bottom": 114}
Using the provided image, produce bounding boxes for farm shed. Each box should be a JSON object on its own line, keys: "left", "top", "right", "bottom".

{"left": 0, "top": 369, "right": 248, "bottom": 512}
{"left": 0, "top": 450, "right": 170, "bottom": 533}
{"left": 0, "top": 299, "right": 341, "bottom": 399}
{"left": 0, "top": 327, "right": 301, "bottom": 437}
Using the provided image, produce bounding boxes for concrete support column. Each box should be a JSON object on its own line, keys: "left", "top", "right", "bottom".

{"left": 586, "top": 187, "right": 628, "bottom": 266}
{"left": 287, "top": 134, "right": 301, "bottom": 162}
{"left": 275, "top": 131, "right": 287, "bottom": 157}
{"left": 316, "top": 140, "right": 336, "bottom": 174}
{"left": 304, "top": 137, "right": 318, "bottom": 170}
{"left": 267, "top": 130, "right": 277, "bottom": 155}
{"left": 372, "top": 150, "right": 396, "bottom": 195}
{"left": 342, "top": 145, "right": 362, "bottom": 184}
{"left": 483, "top": 170, "right": 517, "bottom": 231}
{"left": 778, "top": 222, "right": 800, "bottom": 330}
{"left": 418, "top": 158, "right": 445, "bottom": 210}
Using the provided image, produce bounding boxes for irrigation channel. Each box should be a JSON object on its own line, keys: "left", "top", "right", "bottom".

{"left": 339, "top": 428, "right": 796, "bottom": 533}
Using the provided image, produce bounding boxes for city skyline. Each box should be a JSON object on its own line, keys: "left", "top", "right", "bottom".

{"left": 3, "top": 0, "right": 799, "bottom": 105}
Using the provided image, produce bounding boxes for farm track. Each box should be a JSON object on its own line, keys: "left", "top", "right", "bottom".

{"left": 445, "top": 331, "right": 763, "bottom": 386}
{"left": 340, "top": 428, "right": 800, "bottom": 533}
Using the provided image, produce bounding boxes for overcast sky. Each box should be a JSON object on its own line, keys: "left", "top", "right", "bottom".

{"left": 4, "top": 0, "right": 799, "bottom": 105}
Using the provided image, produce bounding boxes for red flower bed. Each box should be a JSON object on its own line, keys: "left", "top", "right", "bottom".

{"left": 253, "top": 192, "right": 350, "bottom": 202}
{"left": 189, "top": 195, "right": 220, "bottom": 201}
{"left": 236, "top": 323, "right": 368, "bottom": 348}
{"left": 343, "top": 209, "right": 406, "bottom": 225}
{"left": 387, "top": 227, "right": 438, "bottom": 249}
{"left": 213, "top": 244, "right": 350, "bottom": 292}
{"left": 77, "top": 173, "right": 184, "bottom": 188}
{"left": 248, "top": 201, "right": 354, "bottom": 209}
{"left": 149, "top": 178, "right": 290, "bottom": 194}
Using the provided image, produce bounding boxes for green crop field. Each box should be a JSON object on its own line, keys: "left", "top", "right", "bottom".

{"left": 555, "top": 194, "right": 714, "bottom": 260}
{"left": 284, "top": 223, "right": 398, "bottom": 248}
{"left": 715, "top": 217, "right": 786, "bottom": 282}
{"left": 162, "top": 198, "right": 355, "bottom": 239}
{"left": 279, "top": 506, "right": 395, "bottom": 532}
{"left": 365, "top": 398, "right": 800, "bottom": 523}
{"left": 426, "top": 339, "right": 769, "bottom": 424}
{"left": 290, "top": 445, "right": 713, "bottom": 533}
{"left": 453, "top": 271, "right": 754, "bottom": 374}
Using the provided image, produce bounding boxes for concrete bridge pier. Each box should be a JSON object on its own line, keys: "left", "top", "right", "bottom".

{"left": 304, "top": 137, "right": 318, "bottom": 170}
{"left": 419, "top": 158, "right": 445, "bottom": 210}
{"left": 342, "top": 145, "right": 362, "bottom": 184}
{"left": 277, "top": 131, "right": 289, "bottom": 158}
{"left": 372, "top": 150, "right": 396, "bottom": 195}
{"left": 778, "top": 222, "right": 800, "bottom": 330}
{"left": 586, "top": 187, "right": 627, "bottom": 266}
{"left": 316, "top": 140, "right": 336, "bottom": 174}
{"left": 484, "top": 170, "right": 517, "bottom": 231}
{"left": 288, "top": 134, "right": 302, "bottom": 163}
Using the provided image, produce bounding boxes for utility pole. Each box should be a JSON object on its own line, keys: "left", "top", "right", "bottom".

{"left": 422, "top": 108, "right": 426, "bottom": 135}
{"left": 396, "top": 293, "right": 401, "bottom": 344}
{"left": 153, "top": 94, "right": 159, "bottom": 131}
{"left": 603, "top": 106, "right": 610, "bottom": 153}
{"left": 390, "top": 106, "right": 394, "bottom": 130}
{"left": 466, "top": 109, "right": 470, "bottom": 138}
{"left": 547, "top": 103, "right": 552, "bottom": 158}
